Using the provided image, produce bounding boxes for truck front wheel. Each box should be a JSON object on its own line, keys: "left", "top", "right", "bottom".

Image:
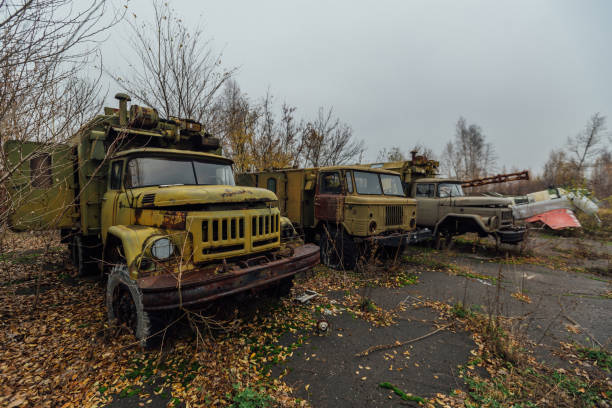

{"left": 106, "top": 263, "right": 164, "bottom": 347}
{"left": 320, "top": 226, "right": 357, "bottom": 270}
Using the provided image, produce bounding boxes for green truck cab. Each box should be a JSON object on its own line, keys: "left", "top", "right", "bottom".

{"left": 5, "top": 94, "right": 319, "bottom": 345}
{"left": 365, "top": 153, "right": 525, "bottom": 247}
{"left": 237, "top": 166, "right": 431, "bottom": 270}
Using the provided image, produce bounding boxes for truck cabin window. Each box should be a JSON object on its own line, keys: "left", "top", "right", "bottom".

{"left": 380, "top": 174, "right": 405, "bottom": 196}
{"left": 125, "top": 157, "right": 235, "bottom": 188}
{"left": 110, "top": 161, "right": 123, "bottom": 190}
{"left": 416, "top": 183, "right": 435, "bottom": 198}
{"left": 30, "top": 154, "right": 52, "bottom": 188}
{"left": 438, "top": 183, "right": 464, "bottom": 198}
{"left": 353, "top": 171, "right": 382, "bottom": 195}
{"left": 345, "top": 171, "right": 354, "bottom": 193}
{"left": 319, "top": 172, "right": 342, "bottom": 194}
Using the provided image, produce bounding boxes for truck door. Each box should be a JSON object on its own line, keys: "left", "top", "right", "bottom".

{"left": 101, "top": 160, "right": 125, "bottom": 242}
{"left": 314, "top": 171, "right": 344, "bottom": 222}
{"left": 413, "top": 182, "right": 438, "bottom": 226}
{"left": 263, "top": 174, "right": 287, "bottom": 214}
{"left": 4, "top": 140, "right": 76, "bottom": 230}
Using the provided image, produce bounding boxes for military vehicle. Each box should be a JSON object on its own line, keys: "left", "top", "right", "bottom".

{"left": 364, "top": 152, "right": 526, "bottom": 248}
{"left": 237, "top": 166, "right": 431, "bottom": 270}
{"left": 5, "top": 93, "right": 319, "bottom": 345}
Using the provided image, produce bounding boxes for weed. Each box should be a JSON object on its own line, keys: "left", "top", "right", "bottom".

{"left": 229, "top": 384, "right": 273, "bottom": 408}
{"left": 118, "top": 386, "right": 140, "bottom": 398}
{"left": 379, "top": 382, "right": 425, "bottom": 403}
{"left": 576, "top": 346, "right": 612, "bottom": 372}
{"left": 359, "top": 297, "right": 377, "bottom": 313}
{"left": 451, "top": 303, "right": 472, "bottom": 318}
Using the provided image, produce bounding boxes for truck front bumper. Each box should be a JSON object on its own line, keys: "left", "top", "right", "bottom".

{"left": 368, "top": 228, "right": 433, "bottom": 248}
{"left": 137, "top": 243, "right": 320, "bottom": 311}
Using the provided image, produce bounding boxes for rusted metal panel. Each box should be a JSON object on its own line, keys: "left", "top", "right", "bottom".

{"left": 138, "top": 243, "right": 320, "bottom": 310}
{"left": 462, "top": 170, "right": 529, "bottom": 188}
{"left": 314, "top": 195, "right": 344, "bottom": 222}
{"left": 133, "top": 208, "right": 187, "bottom": 230}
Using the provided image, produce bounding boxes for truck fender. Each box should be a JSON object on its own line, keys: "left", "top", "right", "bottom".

{"left": 104, "top": 225, "right": 166, "bottom": 277}
{"left": 433, "top": 213, "right": 488, "bottom": 237}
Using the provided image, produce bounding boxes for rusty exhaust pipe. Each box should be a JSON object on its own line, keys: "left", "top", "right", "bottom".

{"left": 115, "top": 93, "right": 131, "bottom": 126}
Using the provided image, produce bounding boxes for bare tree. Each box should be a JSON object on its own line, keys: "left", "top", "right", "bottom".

{"left": 215, "top": 80, "right": 258, "bottom": 173}
{"left": 299, "top": 107, "right": 364, "bottom": 167}
{"left": 377, "top": 146, "right": 405, "bottom": 162}
{"left": 567, "top": 112, "right": 607, "bottom": 177}
{"left": 591, "top": 150, "right": 612, "bottom": 199}
{"left": 441, "top": 117, "right": 497, "bottom": 180}
{"left": 249, "top": 91, "right": 299, "bottom": 170}
{"left": 112, "top": 1, "right": 235, "bottom": 130}
{"left": 0, "top": 0, "right": 119, "bottom": 187}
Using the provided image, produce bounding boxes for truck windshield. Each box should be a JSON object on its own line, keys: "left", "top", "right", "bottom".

{"left": 354, "top": 171, "right": 382, "bottom": 195}
{"left": 125, "top": 157, "right": 235, "bottom": 188}
{"left": 380, "top": 174, "right": 405, "bottom": 196}
{"left": 353, "top": 171, "right": 404, "bottom": 196}
{"left": 438, "top": 183, "right": 464, "bottom": 198}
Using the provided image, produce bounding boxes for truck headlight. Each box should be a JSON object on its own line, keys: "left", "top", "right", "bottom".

{"left": 151, "top": 237, "right": 174, "bottom": 260}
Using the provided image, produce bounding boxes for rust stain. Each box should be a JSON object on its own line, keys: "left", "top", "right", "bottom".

{"left": 161, "top": 211, "right": 186, "bottom": 230}
{"left": 221, "top": 188, "right": 248, "bottom": 198}
{"left": 133, "top": 208, "right": 186, "bottom": 230}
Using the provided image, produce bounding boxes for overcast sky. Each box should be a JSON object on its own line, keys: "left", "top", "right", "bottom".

{"left": 103, "top": 0, "right": 612, "bottom": 172}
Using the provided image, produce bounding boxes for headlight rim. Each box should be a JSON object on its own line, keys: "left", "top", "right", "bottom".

{"left": 150, "top": 237, "right": 174, "bottom": 260}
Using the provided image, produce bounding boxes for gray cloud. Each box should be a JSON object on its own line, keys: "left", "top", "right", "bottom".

{"left": 104, "top": 0, "right": 612, "bottom": 171}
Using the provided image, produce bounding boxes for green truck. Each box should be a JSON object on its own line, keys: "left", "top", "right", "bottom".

{"left": 364, "top": 152, "right": 525, "bottom": 248}
{"left": 5, "top": 94, "right": 319, "bottom": 345}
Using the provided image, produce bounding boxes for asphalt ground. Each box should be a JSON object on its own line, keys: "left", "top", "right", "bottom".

{"left": 100, "top": 233, "right": 612, "bottom": 406}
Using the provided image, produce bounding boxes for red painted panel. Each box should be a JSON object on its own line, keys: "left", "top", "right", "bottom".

{"left": 526, "top": 209, "right": 581, "bottom": 230}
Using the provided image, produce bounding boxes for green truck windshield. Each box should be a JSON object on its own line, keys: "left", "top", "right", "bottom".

{"left": 126, "top": 157, "right": 235, "bottom": 187}
{"left": 438, "top": 183, "right": 464, "bottom": 198}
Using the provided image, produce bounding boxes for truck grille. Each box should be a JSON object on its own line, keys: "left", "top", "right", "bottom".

{"left": 202, "top": 217, "right": 245, "bottom": 242}
{"left": 252, "top": 214, "right": 279, "bottom": 244}
{"left": 191, "top": 209, "right": 280, "bottom": 263}
{"left": 385, "top": 205, "right": 404, "bottom": 226}
{"left": 501, "top": 210, "right": 513, "bottom": 223}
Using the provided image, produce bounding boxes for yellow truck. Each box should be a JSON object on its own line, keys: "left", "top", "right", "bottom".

{"left": 237, "top": 166, "right": 431, "bottom": 270}
{"left": 5, "top": 94, "right": 319, "bottom": 345}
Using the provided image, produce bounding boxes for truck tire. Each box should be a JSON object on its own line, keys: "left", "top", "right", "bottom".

{"left": 70, "top": 235, "right": 100, "bottom": 277}
{"left": 320, "top": 226, "right": 357, "bottom": 270}
{"left": 339, "top": 229, "right": 358, "bottom": 270}
{"left": 320, "top": 226, "right": 341, "bottom": 269}
{"left": 433, "top": 231, "right": 453, "bottom": 250}
{"left": 106, "top": 263, "right": 164, "bottom": 348}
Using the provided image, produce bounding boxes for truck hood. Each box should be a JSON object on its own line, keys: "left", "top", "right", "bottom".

{"left": 131, "top": 185, "right": 277, "bottom": 208}
{"left": 440, "top": 196, "right": 513, "bottom": 208}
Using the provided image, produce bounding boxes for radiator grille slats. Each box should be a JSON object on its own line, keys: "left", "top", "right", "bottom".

{"left": 385, "top": 205, "right": 404, "bottom": 226}
{"left": 252, "top": 214, "right": 278, "bottom": 237}
{"left": 196, "top": 211, "right": 279, "bottom": 261}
